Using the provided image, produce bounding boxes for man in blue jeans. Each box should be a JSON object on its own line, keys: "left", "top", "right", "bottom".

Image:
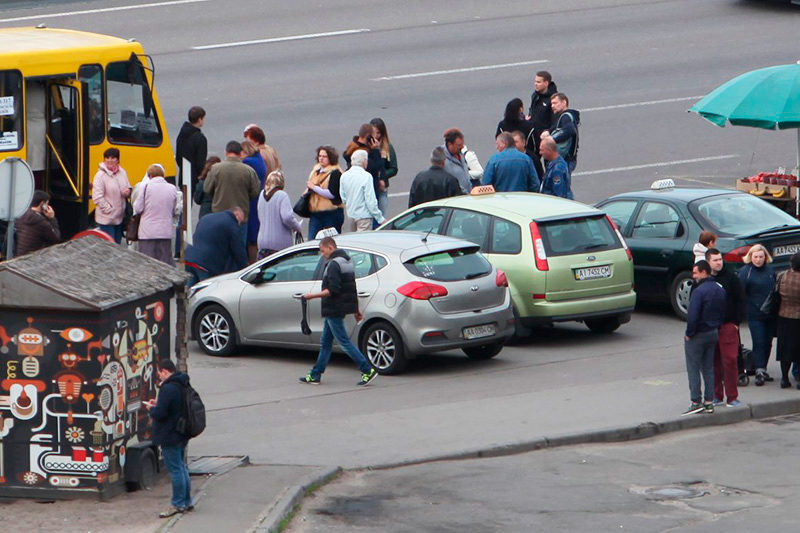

{"left": 682, "top": 260, "right": 726, "bottom": 416}
{"left": 145, "top": 359, "right": 193, "bottom": 517}
{"left": 299, "top": 236, "right": 378, "bottom": 386}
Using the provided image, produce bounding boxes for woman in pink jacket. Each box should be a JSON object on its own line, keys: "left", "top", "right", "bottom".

{"left": 92, "top": 148, "right": 131, "bottom": 243}
{"left": 134, "top": 164, "right": 179, "bottom": 266}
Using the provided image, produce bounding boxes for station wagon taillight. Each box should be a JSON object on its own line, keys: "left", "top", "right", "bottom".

{"left": 397, "top": 281, "right": 448, "bottom": 300}
{"left": 496, "top": 269, "right": 508, "bottom": 287}
{"left": 529, "top": 222, "right": 549, "bottom": 271}
{"left": 605, "top": 214, "right": 632, "bottom": 261}
{"left": 723, "top": 245, "right": 752, "bottom": 263}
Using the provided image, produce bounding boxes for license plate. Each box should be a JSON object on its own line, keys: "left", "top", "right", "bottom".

{"left": 574, "top": 265, "right": 611, "bottom": 280}
{"left": 773, "top": 244, "right": 800, "bottom": 257}
{"left": 463, "top": 324, "right": 496, "bottom": 340}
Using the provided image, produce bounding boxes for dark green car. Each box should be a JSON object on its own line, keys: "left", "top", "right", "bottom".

{"left": 596, "top": 183, "right": 800, "bottom": 319}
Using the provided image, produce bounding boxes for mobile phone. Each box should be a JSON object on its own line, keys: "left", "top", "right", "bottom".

{"left": 367, "top": 135, "right": 374, "bottom": 144}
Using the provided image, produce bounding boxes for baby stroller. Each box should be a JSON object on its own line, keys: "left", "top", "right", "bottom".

{"left": 738, "top": 345, "right": 755, "bottom": 386}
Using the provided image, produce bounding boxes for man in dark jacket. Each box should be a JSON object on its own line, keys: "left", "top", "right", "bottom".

{"left": 707, "top": 248, "right": 746, "bottom": 407}
{"left": 14, "top": 190, "right": 60, "bottom": 257}
{"left": 408, "top": 147, "right": 462, "bottom": 208}
{"left": 184, "top": 207, "right": 247, "bottom": 286}
{"left": 539, "top": 137, "right": 574, "bottom": 199}
{"left": 528, "top": 70, "right": 557, "bottom": 178}
{"left": 682, "top": 260, "right": 726, "bottom": 415}
{"left": 144, "top": 359, "right": 192, "bottom": 517}
{"left": 175, "top": 106, "right": 207, "bottom": 196}
{"left": 300, "top": 237, "right": 378, "bottom": 386}
{"left": 541, "top": 92, "right": 580, "bottom": 173}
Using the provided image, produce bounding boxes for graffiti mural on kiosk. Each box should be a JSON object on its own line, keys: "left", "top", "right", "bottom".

{"left": 0, "top": 296, "right": 169, "bottom": 490}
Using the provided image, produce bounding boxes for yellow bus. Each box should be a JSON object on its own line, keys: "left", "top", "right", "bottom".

{"left": 0, "top": 26, "right": 176, "bottom": 237}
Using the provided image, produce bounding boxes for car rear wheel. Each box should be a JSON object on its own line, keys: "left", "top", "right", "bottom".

{"left": 670, "top": 271, "right": 693, "bottom": 321}
{"left": 194, "top": 304, "right": 237, "bottom": 356}
{"left": 462, "top": 341, "right": 504, "bottom": 360}
{"left": 361, "top": 322, "right": 407, "bottom": 375}
{"left": 585, "top": 316, "right": 622, "bottom": 334}
{"left": 509, "top": 305, "right": 533, "bottom": 341}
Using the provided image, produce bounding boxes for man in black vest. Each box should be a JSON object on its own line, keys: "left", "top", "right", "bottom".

{"left": 300, "top": 237, "right": 378, "bottom": 386}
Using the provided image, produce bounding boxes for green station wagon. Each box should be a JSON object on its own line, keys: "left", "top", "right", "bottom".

{"left": 379, "top": 191, "right": 636, "bottom": 336}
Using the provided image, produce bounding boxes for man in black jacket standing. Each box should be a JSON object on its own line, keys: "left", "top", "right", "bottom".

{"left": 707, "top": 248, "right": 746, "bottom": 407}
{"left": 528, "top": 71, "right": 557, "bottom": 178}
{"left": 408, "top": 147, "right": 462, "bottom": 208}
{"left": 144, "top": 359, "right": 193, "bottom": 517}
{"left": 175, "top": 106, "right": 207, "bottom": 195}
{"left": 299, "top": 237, "right": 378, "bottom": 386}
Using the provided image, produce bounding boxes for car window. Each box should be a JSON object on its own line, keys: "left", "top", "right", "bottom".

{"left": 491, "top": 217, "right": 521, "bottom": 254}
{"left": 404, "top": 248, "right": 491, "bottom": 282}
{"left": 260, "top": 249, "right": 321, "bottom": 282}
{"left": 631, "top": 202, "right": 681, "bottom": 239}
{"left": 599, "top": 200, "right": 638, "bottom": 232}
{"left": 692, "top": 194, "right": 800, "bottom": 237}
{"left": 386, "top": 207, "right": 447, "bottom": 233}
{"left": 539, "top": 215, "right": 620, "bottom": 256}
{"left": 344, "top": 250, "right": 388, "bottom": 279}
{"left": 445, "top": 209, "right": 490, "bottom": 247}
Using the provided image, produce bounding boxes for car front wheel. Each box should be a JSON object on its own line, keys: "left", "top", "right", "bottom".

{"left": 462, "top": 341, "right": 504, "bottom": 360}
{"left": 361, "top": 322, "right": 407, "bottom": 375}
{"left": 194, "top": 304, "right": 237, "bottom": 356}
{"left": 670, "top": 271, "right": 693, "bottom": 321}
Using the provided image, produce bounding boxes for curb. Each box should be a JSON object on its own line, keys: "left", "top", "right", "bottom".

{"left": 250, "top": 466, "right": 341, "bottom": 533}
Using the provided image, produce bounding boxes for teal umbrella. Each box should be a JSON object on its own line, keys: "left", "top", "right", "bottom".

{"left": 689, "top": 62, "right": 800, "bottom": 171}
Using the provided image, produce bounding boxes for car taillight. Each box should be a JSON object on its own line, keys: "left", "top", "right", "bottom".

{"left": 529, "top": 222, "right": 549, "bottom": 271}
{"left": 397, "top": 281, "right": 448, "bottom": 300}
{"left": 605, "top": 214, "right": 632, "bottom": 261}
{"left": 496, "top": 269, "right": 508, "bottom": 287}
{"left": 723, "top": 245, "right": 752, "bottom": 263}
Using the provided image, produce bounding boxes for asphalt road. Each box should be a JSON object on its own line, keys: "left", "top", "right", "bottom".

{"left": 2, "top": 0, "right": 800, "bottom": 217}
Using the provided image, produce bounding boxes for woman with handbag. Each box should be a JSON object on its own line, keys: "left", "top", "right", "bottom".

{"left": 257, "top": 170, "right": 302, "bottom": 260}
{"left": 133, "top": 164, "right": 179, "bottom": 266}
{"left": 776, "top": 252, "right": 800, "bottom": 389}
{"left": 305, "top": 146, "right": 344, "bottom": 240}
{"left": 738, "top": 244, "right": 777, "bottom": 386}
{"left": 92, "top": 147, "right": 131, "bottom": 244}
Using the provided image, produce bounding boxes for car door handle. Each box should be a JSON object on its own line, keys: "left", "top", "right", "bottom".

{"left": 660, "top": 249, "right": 674, "bottom": 257}
{"left": 292, "top": 293, "right": 304, "bottom": 300}
{"left": 357, "top": 292, "right": 371, "bottom": 297}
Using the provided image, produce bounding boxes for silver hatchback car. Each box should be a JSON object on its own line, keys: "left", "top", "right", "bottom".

{"left": 187, "top": 231, "right": 514, "bottom": 374}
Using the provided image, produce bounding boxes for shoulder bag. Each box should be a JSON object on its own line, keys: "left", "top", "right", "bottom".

{"left": 125, "top": 185, "right": 146, "bottom": 243}
{"left": 293, "top": 191, "right": 312, "bottom": 218}
{"left": 760, "top": 271, "right": 785, "bottom": 316}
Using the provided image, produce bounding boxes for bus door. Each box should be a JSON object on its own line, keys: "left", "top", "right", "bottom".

{"left": 45, "top": 79, "right": 89, "bottom": 239}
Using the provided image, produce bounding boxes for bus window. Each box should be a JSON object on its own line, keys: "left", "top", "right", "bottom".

{"left": 106, "top": 59, "right": 163, "bottom": 147}
{"left": 0, "top": 70, "right": 23, "bottom": 152}
{"left": 78, "top": 64, "right": 104, "bottom": 144}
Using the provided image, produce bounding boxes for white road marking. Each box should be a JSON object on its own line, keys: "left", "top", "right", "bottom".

{"left": 583, "top": 96, "right": 704, "bottom": 112}
{"left": 386, "top": 155, "right": 739, "bottom": 198}
{"left": 371, "top": 60, "right": 549, "bottom": 82}
{"left": 0, "top": 0, "right": 213, "bottom": 23}
{"left": 573, "top": 155, "right": 738, "bottom": 176}
{"left": 193, "top": 29, "right": 371, "bottom": 50}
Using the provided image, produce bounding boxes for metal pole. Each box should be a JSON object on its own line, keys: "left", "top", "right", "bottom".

{"left": 5, "top": 158, "right": 17, "bottom": 260}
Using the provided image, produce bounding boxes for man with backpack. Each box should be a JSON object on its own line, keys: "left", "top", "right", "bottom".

{"left": 540, "top": 92, "right": 580, "bottom": 173}
{"left": 145, "top": 359, "right": 194, "bottom": 518}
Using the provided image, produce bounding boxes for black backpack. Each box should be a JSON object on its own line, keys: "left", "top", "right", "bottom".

{"left": 176, "top": 379, "right": 206, "bottom": 439}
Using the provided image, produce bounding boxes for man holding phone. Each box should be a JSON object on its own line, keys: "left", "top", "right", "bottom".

{"left": 14, "top": 190, "right": 61, "bottom": 256}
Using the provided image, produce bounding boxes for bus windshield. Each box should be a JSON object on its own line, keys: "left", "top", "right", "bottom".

{"left": 106, "top": 58, "right": 162, "bottom": 147}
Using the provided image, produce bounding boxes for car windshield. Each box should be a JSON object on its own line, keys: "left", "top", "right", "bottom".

{"left": 538, "top": 215, "right": 620, "bottom": 256}
{"left": 691, "top": 194, "right": 800, "bottom": 237}
{"left": 404, "top": 248, "right": 491, "bottom": 282}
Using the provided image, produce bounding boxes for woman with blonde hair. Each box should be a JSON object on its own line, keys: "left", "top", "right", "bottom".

{"left": 256, "top": 170, "right": 302, "bottom": 259}
{"left": 370, "top": 118, "right": 398, "bottom": 218}
{"left": 739, "top": 244, "right": 777, "bottom": 385}
{"left": 133, "top": 164, "right": 179, "bottom": 266}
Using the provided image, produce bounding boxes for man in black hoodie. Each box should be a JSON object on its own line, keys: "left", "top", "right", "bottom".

{"left": 528, "top": 71, "right": 557, "bottom": 178}
{"left": 299, "top": 237, "right": 378, "bottom": 386}
{"left": 541, "top": 92, "right": 580, "bottom": 173}
{"left": 707, "top": 248, "right": 746, "bottom": 407}
{"left": 175, "top": 106, "right": 207, "bottom": 195}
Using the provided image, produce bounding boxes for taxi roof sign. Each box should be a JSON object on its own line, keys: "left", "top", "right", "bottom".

{"left": 650, "top": 179, "right": 675, "bottom": 191}
{"left": 470, "top": 185, "right": 495, "bottom": 196}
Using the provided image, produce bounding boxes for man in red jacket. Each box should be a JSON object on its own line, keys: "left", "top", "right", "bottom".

{"left": 14, "top": 190, "right": 60, "bottom": 257}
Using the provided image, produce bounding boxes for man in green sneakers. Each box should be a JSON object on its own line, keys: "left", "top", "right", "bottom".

{"left": 299, "top": 236, "right": 378, "bottom": 386}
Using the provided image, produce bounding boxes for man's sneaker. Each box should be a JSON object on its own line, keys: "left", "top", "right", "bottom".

{"left": 727, "top": 399, "right": 742, "bottom": 407}
{"left": 703, "top": 402, "right": 714, "bottom": 413}
{"left": 763, "top": 372, "right": 774, "bottom": 382}
{"left": 299, "top": 374, "right": 320, "bottom": 385}
{"left": 712, "top": 398, "right": 725, "bottom": 406}
{"left": 755, "top": 373, "right": 765, "bottom": 386}
{"left": 681, "top": 403, "right": 704, "bottom": 416}
{"left": 357, "top": 368, "right": 378, "bottom": 386}
{"left": 159, "top": 506, "right": 185, "bottom": 518}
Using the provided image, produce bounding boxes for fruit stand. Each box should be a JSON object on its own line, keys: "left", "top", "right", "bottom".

{"left": 736, "top": 172, "right": 800, "bottom": 217}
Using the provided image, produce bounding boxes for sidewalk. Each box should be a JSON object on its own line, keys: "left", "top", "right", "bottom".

{"left": 162, "top": 374, "right": 800, "bottom": 533}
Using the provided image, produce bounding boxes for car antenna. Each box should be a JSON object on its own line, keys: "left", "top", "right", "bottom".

{"left": 421, "top": 226, "right": 435, "bottom": 243}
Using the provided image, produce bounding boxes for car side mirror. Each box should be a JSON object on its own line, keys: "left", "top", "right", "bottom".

{"left": 241, "top": 270, "right": 260, "bottom": 284}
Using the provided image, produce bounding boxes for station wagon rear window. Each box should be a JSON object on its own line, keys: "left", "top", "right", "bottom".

{"left": 405, "top": 248, "right": 491, "bottom": 282}
{"left": 691, "top": 194, "right": 800, "bottom": 237}
{"left": 538, "top": 215, "right": 620, "bottom": 256}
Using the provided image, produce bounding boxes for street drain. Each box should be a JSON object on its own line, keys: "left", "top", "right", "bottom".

{"left": 644, "top": 486, "right": 706, "bottom": 500}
